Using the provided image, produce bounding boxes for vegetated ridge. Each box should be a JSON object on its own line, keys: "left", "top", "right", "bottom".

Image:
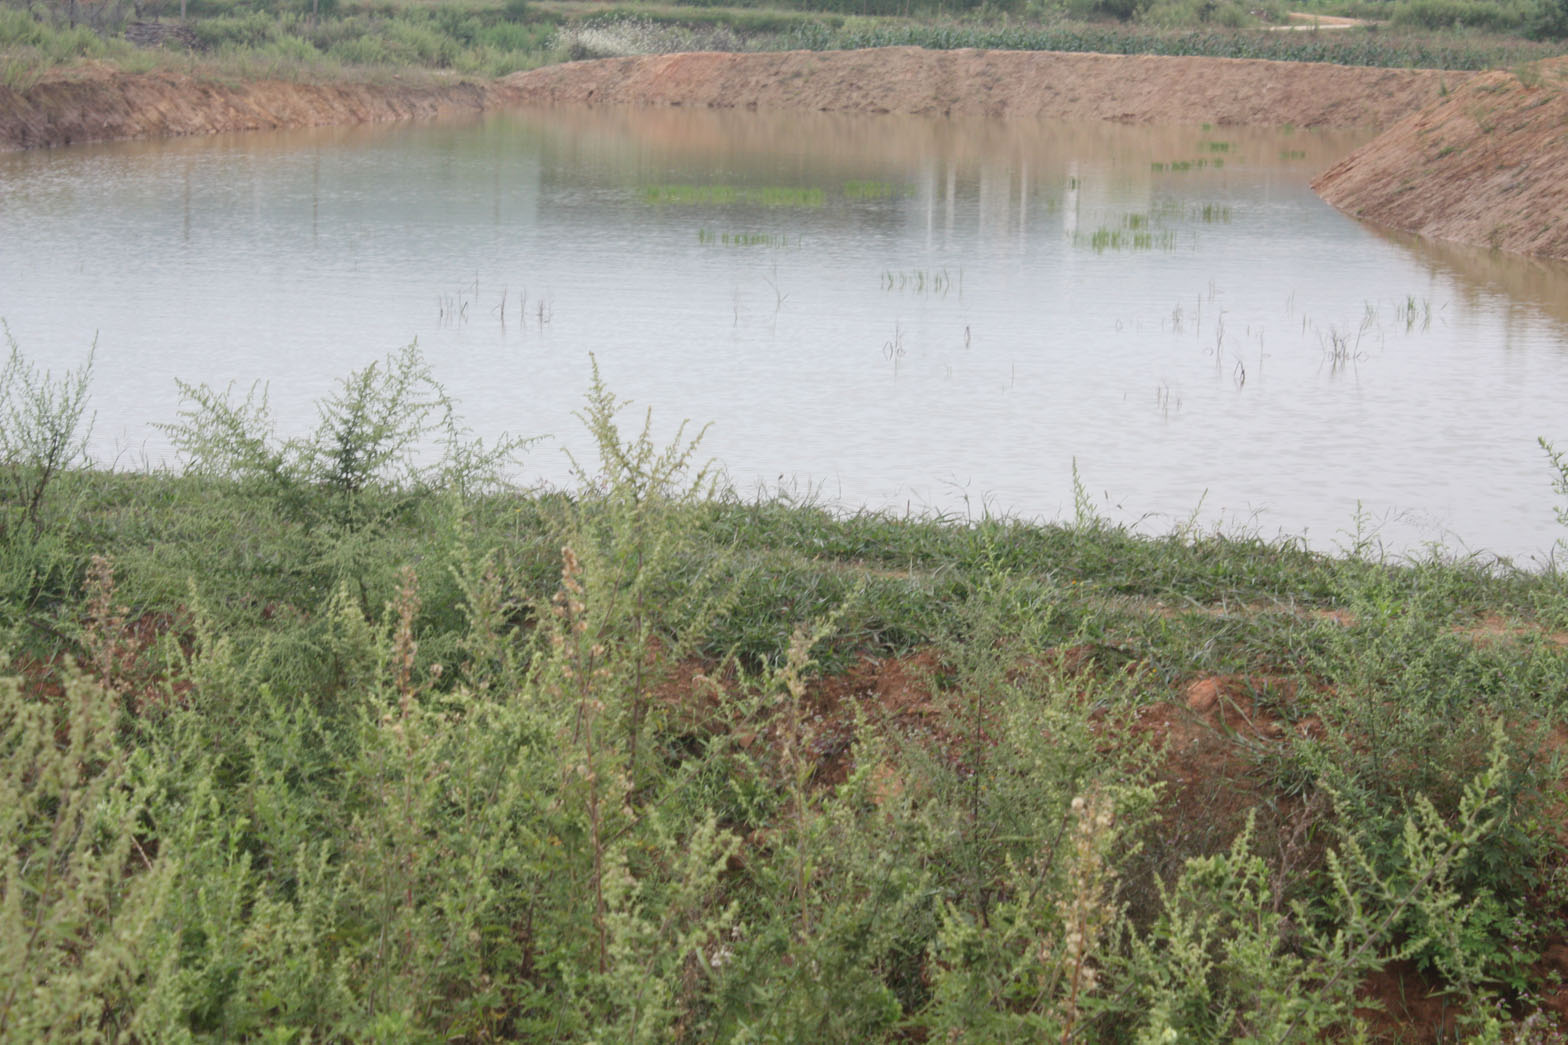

{"left": 498, "top": 46, "right": 1465, "bottom": 127}
{"left": 1314, "top": 56, "right": 1568, "bottom": 260}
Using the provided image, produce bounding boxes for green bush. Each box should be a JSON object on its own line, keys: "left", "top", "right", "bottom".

{"left": 1390, "top": 0, "right": 1538, "bottom": 32}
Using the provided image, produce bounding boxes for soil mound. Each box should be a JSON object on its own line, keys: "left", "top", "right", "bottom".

{"left": 1314, "top": 57, "right": 1568, "bottom": 260}
{"left": 500, "top": 47, "right": 1464, "bottom": 128}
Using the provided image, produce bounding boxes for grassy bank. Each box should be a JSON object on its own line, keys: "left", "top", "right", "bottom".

{"left": 4, "top": 0, "right": 1567, "bottom": 96}
{"left": 4, "top": 339, "right": 1568, "bottom": 1041}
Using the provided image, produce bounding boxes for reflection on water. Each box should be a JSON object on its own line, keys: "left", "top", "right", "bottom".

{"left": 2, "top": 106, "right": 1567, "bottom": 561}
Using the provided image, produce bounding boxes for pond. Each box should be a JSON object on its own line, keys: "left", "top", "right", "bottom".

{"left": 3, "top": 105, "right": 1568, "bottom": 562}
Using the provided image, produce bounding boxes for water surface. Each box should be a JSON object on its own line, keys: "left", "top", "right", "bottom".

{"left": 3, "top": 107, "right": 1568, "bottom": 561}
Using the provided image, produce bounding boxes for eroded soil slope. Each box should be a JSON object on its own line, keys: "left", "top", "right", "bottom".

{"left": 0, "top": 63, "right": 509, "bottom": 150}
{"left": 1314, "top": 57, "right": 1568, "bottom": 259}
{"left": 2, "top": 47, "right": 1467, "bottom": 152}
{"left": 500, "top": 47, "right": 1465, "bottom": 128}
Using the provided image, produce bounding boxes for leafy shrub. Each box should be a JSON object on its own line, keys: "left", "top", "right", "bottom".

{"left": 0, "top": 325, "right": 93, "bottom": 540}
{"left": 1391, "top": 0, "right": 1539, "bottom": 32}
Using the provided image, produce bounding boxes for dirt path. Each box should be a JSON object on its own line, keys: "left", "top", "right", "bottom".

{"left": 499, "top": 47, "right": 1464, "bottom": 128}
{"left": 1270, "top": 12, "right": 1370, "bottom": 29}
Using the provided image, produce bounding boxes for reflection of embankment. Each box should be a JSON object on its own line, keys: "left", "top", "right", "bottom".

{"left": 1364, "top": 224, "right": 1568, "bottom": 333}
{"left": 508, "top": 104, "right": 1374, "bottom": 178}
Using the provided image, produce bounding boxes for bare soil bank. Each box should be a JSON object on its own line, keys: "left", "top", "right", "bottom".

{"left": 0, "top": 63, "right": 512, "bottom": 150}
{"left": 500, "top": 47, "right": 1465, "bottom": 128}
{"left": 1314, "top": 57, "right": 1568, "bottom": 260}
{"left": 2, "top": 47, "right": 1462, "bottom": 154}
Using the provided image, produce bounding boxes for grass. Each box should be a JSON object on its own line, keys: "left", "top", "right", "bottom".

{"left": 3, "top": 338, "right": 1568, "bottom": 1040}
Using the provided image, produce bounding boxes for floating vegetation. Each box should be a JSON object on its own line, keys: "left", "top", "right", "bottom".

{"left": 883, "top": 268, "right": 960, "bottom": 296}
{"left": 697, "top": 229, "right": 795, "bottom": 248}
{"left": 1280, "top": 149, "right": 1309, "bottom": 160}
{"left": 1191, "top": 203, "right": 1232, "bottom": 223}
{"left": 1078, "top": 225, "right": 1178, "bottom": 252}
{"left": 1150, "top": 157, "right": 1223, "bottom": 173}
{"left": 843, "top": 180, "right": 910, "bottom": 200}
{"left": 1199, "top": 140, "right": 1233, "bottom": 153}
{"left": 641, "top": 184, "right": 825, "bottom": 208}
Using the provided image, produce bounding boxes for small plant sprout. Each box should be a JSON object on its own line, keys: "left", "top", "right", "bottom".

{"left": 882, "top": 321, "right": 906, "bottom": 373}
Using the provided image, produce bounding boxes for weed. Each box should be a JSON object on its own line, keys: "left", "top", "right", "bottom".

{"left": 2, "top": 351, "right": 1567, "bottom": 1039}
{"left": 0, "top": 324, "right": 94, "bottom": 539}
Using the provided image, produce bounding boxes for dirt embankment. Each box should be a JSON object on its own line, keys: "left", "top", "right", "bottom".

{"left": 2, "top": 47, "right": 1463, "bottom": 153}
{"left": 0, "top": 62, "right": 516, "bottom": 150}
{"left": 1314, "top": 57, "right": 1568, "bottom": 260}
{"left": 500, "top": 47, "right": 1464, "bottom": 128}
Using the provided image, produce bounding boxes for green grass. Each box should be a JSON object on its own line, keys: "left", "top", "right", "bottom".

{"left": 4, "top": 339, "right": 1568, "bottom": 1040}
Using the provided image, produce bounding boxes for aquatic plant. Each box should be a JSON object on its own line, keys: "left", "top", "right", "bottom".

{"left": 882, "top": 268, "right": 957, "bottom": 295}
{"left": 698, "top": 228, "right": 795, "bottom": 248}
{"left": 642, "top": 184, "right": 825, "bottom": 208}
{"left": 1078, "top": 225, "right": 1178, "bottom": 251}
{"left": 843, "top": 180, "right": 911, "bottom": 200}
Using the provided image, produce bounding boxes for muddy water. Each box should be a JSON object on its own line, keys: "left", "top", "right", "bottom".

{"left": 3, "top": 107, "right": 1568, "bottom": 561}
